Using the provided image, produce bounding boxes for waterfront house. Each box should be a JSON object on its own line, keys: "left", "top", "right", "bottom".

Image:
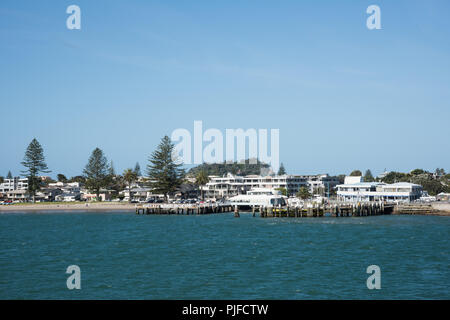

{"left": 336, "top": 177, "right": 423, "bottom": 203}
{"left": 6, "top": 190, "right": 28, "bottom": 202}
{"left": 81, "top": 189, "right": 113, "bottom": 201}
{"left": 55, "top": 192, "right": 81, "bottom": 202}
{"left": 36, "top": 188, "right": 62, "bottom": 202}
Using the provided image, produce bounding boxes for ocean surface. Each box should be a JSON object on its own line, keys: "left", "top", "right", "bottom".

{"left": 0, "top": 211, "right": 449, "bottom": 299}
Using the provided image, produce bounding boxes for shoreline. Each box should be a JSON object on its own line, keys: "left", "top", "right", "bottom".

{"left": 1, "top": 202, "right": 449, "bottom": 215}
{"left": 0, "top": 202, "right": 137, "bottom": 213}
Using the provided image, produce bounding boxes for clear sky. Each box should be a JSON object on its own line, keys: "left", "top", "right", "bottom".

{"left": 1, "top": 0, "right": 449, "bottom": 178}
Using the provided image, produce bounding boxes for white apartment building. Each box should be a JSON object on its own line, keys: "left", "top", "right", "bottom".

{"left": 201, "top": 173, "right": 338, "bottom": 199}
{"left": 0, "top": 178, "right": 28, "bottom": 193}
{"left": 299, "top": 174, "right": 340, "bottom": 194}
{"left": 336, "top": 176, "right": 423, "bottom": 203}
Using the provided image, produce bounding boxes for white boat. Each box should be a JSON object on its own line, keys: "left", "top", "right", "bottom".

{"left": 228, "top": 188, "right": 287, "bottom": 208}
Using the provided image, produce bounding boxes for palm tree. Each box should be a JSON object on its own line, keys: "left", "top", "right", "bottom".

{"left": 195, "top": 170, "right": 210, "bottom": 200}
{"left": 296, "top": 186, "right": 311, "bottom": 200}
{"left": 123, "top": 169, "right": 138, "bottom": 203}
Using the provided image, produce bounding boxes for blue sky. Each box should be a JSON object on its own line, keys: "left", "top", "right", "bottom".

{"left": 1, "top": 0, "right": 449, "bottom": 178}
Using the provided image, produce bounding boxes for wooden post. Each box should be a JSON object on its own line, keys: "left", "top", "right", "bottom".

{"left": 234, "top": 205, "right": 240, "bottom": 217}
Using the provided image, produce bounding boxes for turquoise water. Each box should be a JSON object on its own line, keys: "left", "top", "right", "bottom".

{"left": 0, "top": 212, "right": 449, "bottom": 299}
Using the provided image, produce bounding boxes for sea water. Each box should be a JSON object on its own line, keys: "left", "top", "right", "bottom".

{"left": 0, "top": 212, "right": 448, "bottom": 299}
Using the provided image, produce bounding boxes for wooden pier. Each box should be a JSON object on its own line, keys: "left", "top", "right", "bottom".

{"left": 251, "top": 202, "right": 394, "bottom": 218}
{"left": 136, "top": 201, "right": 394, "bottom": 217}
{"left": 135, "top": 203, "right": 234, "bottom": 215}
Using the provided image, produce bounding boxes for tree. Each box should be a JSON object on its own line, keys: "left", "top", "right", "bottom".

{"left": 21, "top": 138, "right": 51, "bottom": 202}
{"left": 69, "top": 175, "right": 86, "bottom": 184}
{"left": 333, "top": 174, "right": 346, "bottom": 184}
{"left": 275, "top": 187, "right": 288, "bottom": 196}
{"left": 411, "top": 169, "right": 426, "bottom": 175}
{"left": 187, "top": 159, "right": 270, "bottom": 177}
{"left": 109, "top": 173, "right": 125, "bottom": 199}
{"left": 146, "top": 136, "right": 185, "bottom": 201}
{"left": 381, "top": 171, "right": 410, "bottom": 184}
{"left": 350, "top": 170, "right": 362, "bottom": 176}
{"left": 296, "top": 186, "right": 311, "bottom": 200}
{"left": 363, "top": 169, "right": 374, "bottom": 182}
{"left": 109, "top": 160, "right": 116, "bottom": 176}
{"left": 6, "top": 171, "right": 13, "bottom": 179}
{"left": 195, "top": 170, "right": 210, "bottom": 200}
{"left": 420, "top": 180, "right": 444, "bottom": 196}
{"left": 278, "top": 163, "right": 286, "bottom": 175}
{"left": 123, "top": 169, "right": 138, "bottom": 202}
{"left": 83, "top": 148, "right": 110, "bottom": 201}
{"left": 57, "top": 174, "right": 68, "bottom": 182}
{"left": 134, "top": 162, "right": 142, "bottom": 176}
{"left": 0, "top": 176, "right": 3, "bottom": 184}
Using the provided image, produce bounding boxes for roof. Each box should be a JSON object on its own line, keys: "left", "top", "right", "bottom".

{"left": 385, "top": 182, "right": 421, "bottom": 187}
{"left": 58, "top": 193, "right": 79, "bottom": 197}
{"left": 337, "top": 182, "right": 384, "bottom": 188}
{"left": 7, "top": 190, "right": 27, "bottom": 194}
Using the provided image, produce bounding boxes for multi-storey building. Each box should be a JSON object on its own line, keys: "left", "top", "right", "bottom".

{"left": 201, "top": 173, "right": 338, "bottom": 199}
{"left": 336, "top": 176, "right": 423, "bottom": 202}
{"left": 0, "top": 178, "right": 29, "bottom": 193}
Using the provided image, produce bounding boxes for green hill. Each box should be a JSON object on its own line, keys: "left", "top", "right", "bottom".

{"left": 187, "top": 160, "right": 271, "bottom": 177}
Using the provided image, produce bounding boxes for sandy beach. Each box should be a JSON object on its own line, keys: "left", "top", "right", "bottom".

{"left": 0, "top": 202, "right": 137, "bottom": 212}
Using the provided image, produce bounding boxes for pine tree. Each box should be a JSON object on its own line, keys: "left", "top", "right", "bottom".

{"left": 364, "top": 169, "right": 374, "bottom": 182}
{"left": 109, "top": 160, "right": 116, "bottom": 176}
{"left": 6, "top": 171, "right": 13, "bottom": 179}
{"left": 146, "top": 136, "right": 185, "bottom": 201}
{"left": 83, "top": 148, "right": 110, "bottom": 201}
{"left": 278, "top": 163, "right": 286, "bottom": 175}
{"left": 57, "top": 174, "right": 68, "bottom": 182}
{"left": 21, "top": 138, "right": 50, "bottom": 202}
{"left": 134, "top": 162, "right": 142, "bottom": 176}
